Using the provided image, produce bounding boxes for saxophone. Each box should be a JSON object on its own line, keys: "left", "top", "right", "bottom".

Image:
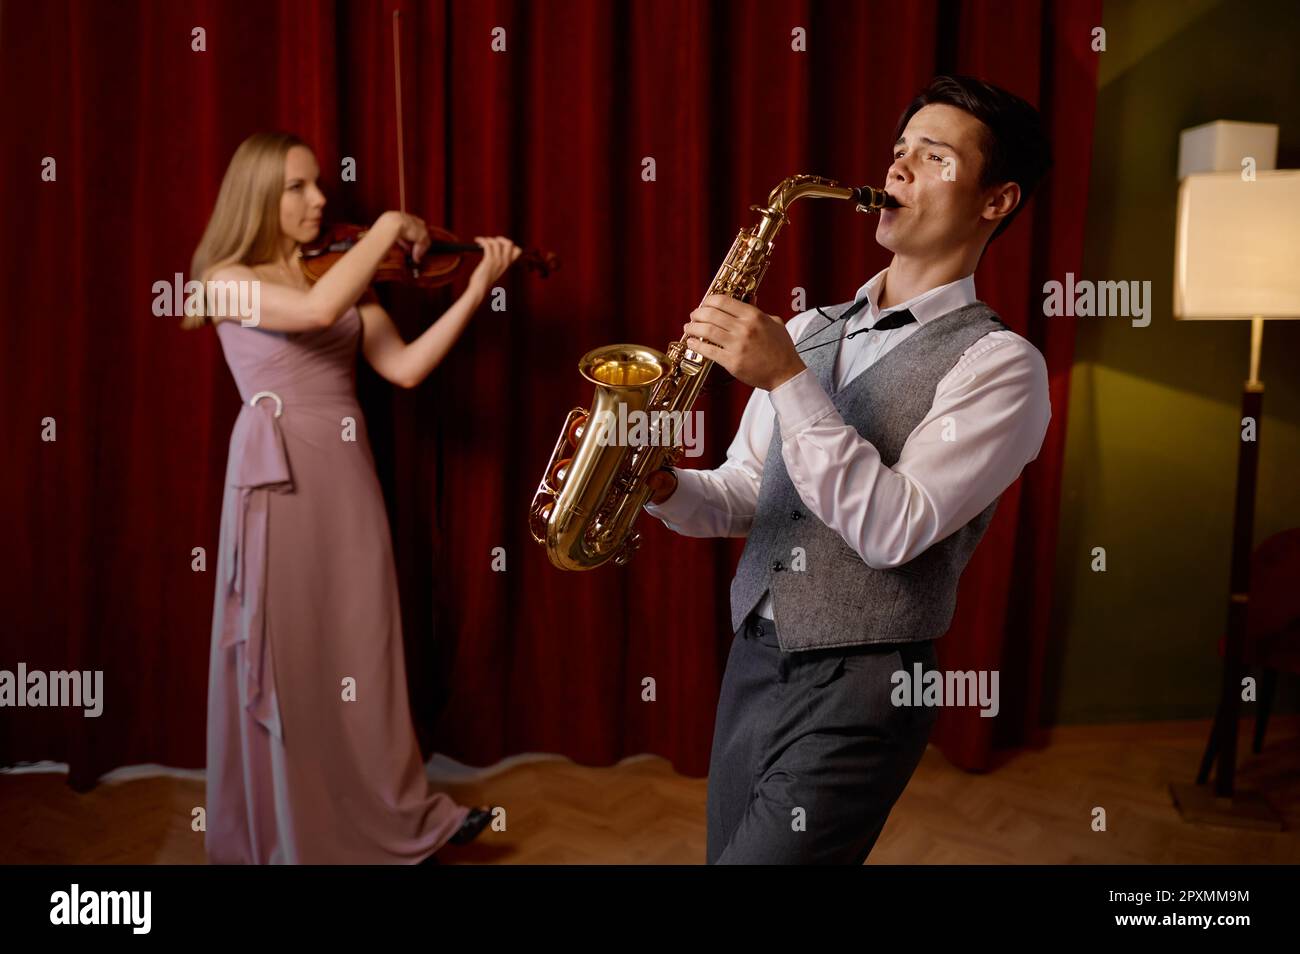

{"left": 529, "top": 175, "right": 898, "bottom": 570}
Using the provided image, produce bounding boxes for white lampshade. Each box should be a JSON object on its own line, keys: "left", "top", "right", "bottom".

{"left": 1173, "top": 170, "right": 1300, "bottom": 321}
{"left": 1177, "top": 120, "right": 1278, "bottom": 179}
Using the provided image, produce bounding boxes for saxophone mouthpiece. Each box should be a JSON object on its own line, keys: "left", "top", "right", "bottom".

{"left": 852, "top": 185, "right": 901, "bottom": 210}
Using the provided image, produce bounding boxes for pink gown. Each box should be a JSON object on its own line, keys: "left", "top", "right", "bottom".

{"left": 204, "top": 305, "right": 469, "bottom": 864}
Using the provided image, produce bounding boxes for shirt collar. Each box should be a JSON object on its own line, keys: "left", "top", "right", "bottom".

{"left": 851, "top": 268, "right": 977, "bottom": 329}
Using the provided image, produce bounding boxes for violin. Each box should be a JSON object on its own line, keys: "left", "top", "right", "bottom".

{"left": 300, "top": 223, "right": 559, "bottom": 288}
{"left": 300, "top": 10, "right": 559, "bottom": 290}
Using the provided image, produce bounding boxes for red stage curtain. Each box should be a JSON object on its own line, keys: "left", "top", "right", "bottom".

{"left": 0, "top": 0, "right": 1097, "bottom": 788}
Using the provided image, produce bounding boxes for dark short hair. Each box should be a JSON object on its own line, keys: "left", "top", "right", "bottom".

{"left": 893, "top": 74, "right": 1053, "bottom": 242}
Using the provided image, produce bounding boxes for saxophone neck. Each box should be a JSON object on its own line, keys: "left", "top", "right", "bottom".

{"left": 762, "top": 176, "right": 896, "bottom": 215}
{"left": 765, "top": 175, "right": 854, "bottom": 213}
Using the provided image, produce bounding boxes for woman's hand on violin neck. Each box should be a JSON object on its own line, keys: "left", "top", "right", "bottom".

{"left": 468, "top": 236, "right": 523, "bottom": 295}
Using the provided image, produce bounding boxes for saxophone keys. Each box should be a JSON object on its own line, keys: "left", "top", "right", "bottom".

{"left": 550, "top": 457, "right": 571, "bottom": 487}
{"left": 612, "top": 532, "right": 642, "bottom": 566}
{"left": 567, "top": 414, "right": 587, "bottom": 447}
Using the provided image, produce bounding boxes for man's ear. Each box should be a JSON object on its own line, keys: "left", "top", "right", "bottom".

{"left": 982, "top": 182, "right": 1021, "bottom": 229}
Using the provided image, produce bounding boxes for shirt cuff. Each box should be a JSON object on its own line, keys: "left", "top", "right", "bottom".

{"left": 643, "top": 467, "right": 704, "bottom": 525}
{"left": 768, "top": 367, "right": 838, "bottom": 437}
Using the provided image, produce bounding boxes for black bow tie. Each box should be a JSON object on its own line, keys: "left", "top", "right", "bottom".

{"left": 797, "top": 301, "right": 918, "bottom": 357}
{"left": 851, "top": 308, "right": 917, "bottom": 337}
{"left": 817, "top": 296, "right": 918, "bottom": 333}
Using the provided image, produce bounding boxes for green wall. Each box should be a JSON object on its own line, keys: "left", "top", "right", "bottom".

{"left": 1048, "top": 0, "right": 1300, "bottom": 724}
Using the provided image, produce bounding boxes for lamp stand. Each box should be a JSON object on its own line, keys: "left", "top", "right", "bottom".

{"left": 1170, "top": 317, "right": 1282, "bottom": 830}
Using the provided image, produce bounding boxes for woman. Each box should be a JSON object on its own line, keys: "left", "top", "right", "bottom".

{"left": 188, "top": 131, "right": 518, "bottom": 863}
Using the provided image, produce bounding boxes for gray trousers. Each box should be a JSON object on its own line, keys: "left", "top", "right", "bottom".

{"left": 706, "top": 612, "right": 939, "bottom": 864}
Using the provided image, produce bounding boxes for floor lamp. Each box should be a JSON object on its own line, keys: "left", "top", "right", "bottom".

{"left": 1167, "top": 147, "right": 1300, "bottom": 829}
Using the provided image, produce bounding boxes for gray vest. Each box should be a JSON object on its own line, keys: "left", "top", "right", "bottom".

{"left": 729, "top": 300, "right": 1010, "bottom": 652}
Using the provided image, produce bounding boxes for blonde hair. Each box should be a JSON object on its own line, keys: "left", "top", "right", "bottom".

{"left": 184, "top": 131, "right": 307, "bottom": 329}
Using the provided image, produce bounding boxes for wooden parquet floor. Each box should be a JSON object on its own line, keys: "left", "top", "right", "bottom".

{"left": 2, "top": 717, "right": 1297, "bottom": 864}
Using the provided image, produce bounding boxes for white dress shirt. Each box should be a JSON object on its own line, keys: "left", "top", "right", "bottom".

{"left": 644, "top": 267, "right": 1051, "bottom": 620}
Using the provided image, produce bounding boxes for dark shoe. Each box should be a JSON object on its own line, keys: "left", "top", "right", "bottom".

{"left": 448, "top": 805, "right": 493, "bottom": 845}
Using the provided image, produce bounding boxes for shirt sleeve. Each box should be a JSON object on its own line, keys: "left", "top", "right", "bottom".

{"left": 643, "top": 309, "right": 822, "bottom": 538}
{"left": 641, "top": 385, "right": 768, "bottom": 538}
{"left": 767, "top": 331, "right": 1051, "bottom": 569}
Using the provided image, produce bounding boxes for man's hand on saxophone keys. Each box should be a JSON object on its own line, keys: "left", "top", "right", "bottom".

{"left": 645, "top": 469, "right": 678, "bottom": 506}
{"left": 683, "top": 294, "right": 807, "bottom": 392}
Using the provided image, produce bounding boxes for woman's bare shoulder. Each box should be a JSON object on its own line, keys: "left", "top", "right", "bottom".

{"left": 206, "top": 263, "right": 258, "bottom": 283}
{"left": 203, "top": 264, "right": 261, "bottom": 327}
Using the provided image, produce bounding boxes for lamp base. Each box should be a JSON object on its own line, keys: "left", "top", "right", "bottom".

{"left": 1169, "top": 782, "right": 1282, "bottom": 831}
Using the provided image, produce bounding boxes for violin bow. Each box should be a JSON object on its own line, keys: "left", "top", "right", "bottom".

{"left": 393, "top": 9, "right": 407, "bottom": 217}
{"left": 388, "top": 11, "right": 557, "bottom": 279}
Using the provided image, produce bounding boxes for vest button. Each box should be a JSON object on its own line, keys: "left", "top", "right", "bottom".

{"left": 790, "top": 511, "right": 802, "bottom": 520}
{"left": 771, "top": 560, "right": 784, "bottom": 572}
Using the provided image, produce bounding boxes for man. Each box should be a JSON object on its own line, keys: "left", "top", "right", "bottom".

{"left": 643, "top": 75, "right": 1054, "bottom": 864}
